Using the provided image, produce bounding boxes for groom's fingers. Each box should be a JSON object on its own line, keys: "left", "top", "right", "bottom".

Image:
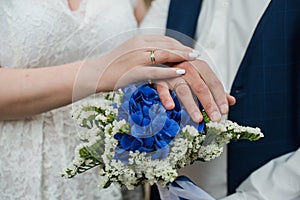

{"left": 174, "top": 61, "right": 223, "bottom": 122}
{"left": 227, "top": 93, "right": 236, "bottom": 106}
{"left": 189, "top": 60, "right": 232, "bottom": 115}
{"left": 155, "top": 81, "right": 175, "bottom": 110}
{"left": 156, "top": 78, "right": 203, "bottom": 122}
{"left": 168, "top": 78, "right": 203, "bottom": 122}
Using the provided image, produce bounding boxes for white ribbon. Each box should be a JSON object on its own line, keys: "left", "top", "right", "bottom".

{"left": 157, "top": 177, "right": 216, "bottom": 200}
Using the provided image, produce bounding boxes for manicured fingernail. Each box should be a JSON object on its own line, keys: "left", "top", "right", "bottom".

{"left": 211, "top": 111, "right": 221, "bottom": 122}
{"left": 189, "top": 50, "right": 200, "bottom": 59}
{"left": 220, "top": 104, "right": 228, "bottom": 114}
{"left": 193, "top": 112, "right": 202, "bottom": 121}
{"left": 176, "top": 69, "right": 186, "bottom": 75}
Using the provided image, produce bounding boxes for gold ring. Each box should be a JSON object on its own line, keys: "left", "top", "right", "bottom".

{"left": 150, "top": 50, "right": 156, "bottom": 64}
{"left": 173, "top": 81, "right": 188, "bottom": 91}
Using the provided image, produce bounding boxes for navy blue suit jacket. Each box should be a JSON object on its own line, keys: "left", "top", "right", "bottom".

{"left": 166, "top": 0, "right": 300, "bottom": 195}
{"left": 227, "top": 0, "right": 300, "bottom": 194}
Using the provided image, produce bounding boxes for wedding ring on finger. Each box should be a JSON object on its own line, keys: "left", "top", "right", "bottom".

{"left": 173, "top": 81, "right": 188, "bottom": 91}
{"left": 150, "top": 50, "right": 156, "bottom": 64}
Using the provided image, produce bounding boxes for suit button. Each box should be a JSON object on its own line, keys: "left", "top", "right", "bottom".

{"left": 235, "top": 89, "right": 241, "bottom": 94}
{"left": 234, "top": 87, "right": 243, "bottom": 94}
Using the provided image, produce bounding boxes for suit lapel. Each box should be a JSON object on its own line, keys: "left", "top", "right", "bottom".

{"left": 166, "top": 0, "right": 203, "bottom": 47}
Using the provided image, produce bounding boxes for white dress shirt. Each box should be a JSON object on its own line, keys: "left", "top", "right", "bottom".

{"left": 221, "top": 148, "right": 300, "bottom": 200}
{"left": 141, "top": 0, "right": 300, "bottom": 200}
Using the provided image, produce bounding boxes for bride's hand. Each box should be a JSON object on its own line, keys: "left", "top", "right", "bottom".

{"left": 0, "top": 35, "right": 198, "bottom": 120}
{"left": 74, "top": 35, "right": 200, "bottom": 95}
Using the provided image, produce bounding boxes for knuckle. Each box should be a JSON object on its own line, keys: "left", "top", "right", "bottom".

{"left": 210, "top": 77, "right": 222, "bottom": 88}
{"left": 157, "top": 84, "right": 168, "bottom": 94}
{"left": 193, "top": 84, "right": 209, "bottom": 95}
{"left": 193, "top": 59, "right": 207, "bottom": 66}
{"left": 177, "top": 61, "right": 191, "bottom": 70}
{"left": 189, "top": 60, "right": 205, "bottom": 71}
{"left": 158, "top": 50, "right": 170, "bottom": 62}
{"left": 156, "top": 81, "right": 168, "bottom": 89}
{"left": 176, "top": 86, "right": 190, "bottom": 96}
{"left": 178, "top": 62, "right": 196, "bottom": 75}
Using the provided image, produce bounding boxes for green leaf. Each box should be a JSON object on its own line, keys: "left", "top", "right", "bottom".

{"left": 201, "top": 110, "right": 211, "bottom": 123}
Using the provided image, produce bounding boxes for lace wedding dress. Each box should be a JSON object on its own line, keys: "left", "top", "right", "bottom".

{"left": 0, "top": 0, "right": 138, "bottom": 199}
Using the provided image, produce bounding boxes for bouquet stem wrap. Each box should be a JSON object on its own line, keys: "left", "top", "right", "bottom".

{"left": 157, "top": 176, "right": 215, "bottom": 200}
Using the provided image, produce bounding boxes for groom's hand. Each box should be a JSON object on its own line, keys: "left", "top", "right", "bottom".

{"left": 156, "top": 60, "right": 236, "bottom": 122}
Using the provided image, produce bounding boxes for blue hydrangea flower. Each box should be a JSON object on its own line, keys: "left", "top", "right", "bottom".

{"left": 114, "top": 84, "right": 204, "bottom": 160}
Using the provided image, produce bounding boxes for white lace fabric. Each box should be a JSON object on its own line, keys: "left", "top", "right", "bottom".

{"left": 0, "top": 0, "right": 138, "bottom": 199}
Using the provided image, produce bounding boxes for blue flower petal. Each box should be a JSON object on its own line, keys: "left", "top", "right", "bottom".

{"left": 114, "top": 133, "right": 122, "bottom": 140}
{"left": 140, "top": 85, "right": 156, "bottom": 98}
{"left": 143, "top": 137, "right": 154, "bottom": 148}
{"left": 130, "top": 138, "right": 143, "bottom": 151}
{"left": 151, "top": 145, "right": 169, "bottom": 160}
{"left": 114, "top": 147, "right": 130, "bottom": 163}
{"left": 118, "top": 101, "right": 129, "bottom": 121}
{"left": 149, "top": 104, "right": 166, "bottom": 119}
{"left": 138, "top": 146, "right": 153, "bottom": 152}
{"left": 120, "top": 135, "right": 133, "bottom": 151}
{"left": 131, "top": 123, "right": 152, "bottom": 138}
{"left": 180, "top": 109, "right": 192, "bottom": 128}
{"left": 116, "top": 83, "right": 206, "bottom": 160}
{"left": 150, "top": 105, "right": 168, "bottom": 135}
{"left": 154, "top": 135, "right": 168, "bottom": 149}
{"left": 163, "top": 119, "right": 180, "bottom": 137}
{"left": 130, "top": 111, "right": 143, "bottom": 125}
{"left": 142, "top": 117, "right": 151, "bottom": 126}
{"left": 122, "top": 84, "right": 137, "bottom": 102}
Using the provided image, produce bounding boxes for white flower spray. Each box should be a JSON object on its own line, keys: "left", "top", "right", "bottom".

{"left": 62, "top": 89, "right": 264, "bottom": 190}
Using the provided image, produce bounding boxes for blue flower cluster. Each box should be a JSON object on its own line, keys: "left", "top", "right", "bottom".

{"left": 114, "top": 84, "right": 204, "bottom": 159}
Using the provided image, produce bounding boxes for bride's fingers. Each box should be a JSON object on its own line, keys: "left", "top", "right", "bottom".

{"left": 140, "top": 49, "right": 200, "bottom": 65}
{"left": 121, "top": 35, "right": 193, "bottom": 57}
{"left": 113, "top": 66, "right": 186, "bottom": 89}
{"left": 141, "top": 35, "right": 192, "bottom": 50}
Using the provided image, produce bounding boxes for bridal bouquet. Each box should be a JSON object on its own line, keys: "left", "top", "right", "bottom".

{"left": 62, "top": 83, "right": 263, "bottom": 192}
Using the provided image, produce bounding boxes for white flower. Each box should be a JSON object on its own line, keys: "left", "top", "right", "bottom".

{"left": 182, "top": 125, "right": 199, "bottom": 136}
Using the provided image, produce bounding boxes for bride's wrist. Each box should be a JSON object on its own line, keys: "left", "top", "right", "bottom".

{"left": 78, "top": 55, "right": 113, "bottom": 94}
{"left": 70, "top": 57, "right": 104, "bottom": 100}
